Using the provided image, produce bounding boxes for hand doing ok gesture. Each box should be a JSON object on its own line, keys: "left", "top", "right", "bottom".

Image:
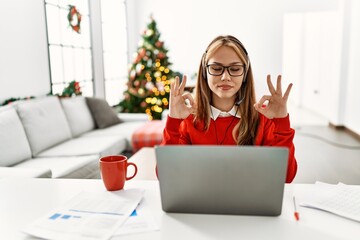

{"left": 168, "top": 75, "right": 196, "bottom": 119}
{"left": 254, "top": 75, "right": 293, "bottom": 119}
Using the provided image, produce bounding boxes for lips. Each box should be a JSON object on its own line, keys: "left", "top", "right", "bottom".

{"left": 217, "top": 85, "right": 233, "bottom": 90}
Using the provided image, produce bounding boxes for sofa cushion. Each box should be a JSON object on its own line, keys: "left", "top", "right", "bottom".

{"left": 0, "top": 166, "right": 52, "bottom": 178}
{"left": 61, "top": 96, "right": 95, "bottom": 137}
{"left": 0, "top": 105, "right": 32, "bottom": 166}
{"left": 86, "top": 97, "right": 122, "bottom": 129}
{"left": 14, "top": 155, "right": 99, "bottom": 178}
{"left": 15, "top": 96, "right": 72, "bottom": 156}
{"left": 81, "top": 121, "right": 146, "bottom": 151}
{"left": 36, "top": 136, "right": 126, "bottom": 158}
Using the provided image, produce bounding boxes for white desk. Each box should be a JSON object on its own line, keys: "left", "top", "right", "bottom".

{"left": 0, "top": 178, "right": 359, "bottom": 240}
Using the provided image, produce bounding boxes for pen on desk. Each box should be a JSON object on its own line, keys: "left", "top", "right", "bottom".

{"left": 293, "top": 196, "right": 300, "bottom": 221}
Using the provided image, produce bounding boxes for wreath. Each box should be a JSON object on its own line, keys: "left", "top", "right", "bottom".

{"left": 67, "top": 5, "right": 81, "bottom": 34}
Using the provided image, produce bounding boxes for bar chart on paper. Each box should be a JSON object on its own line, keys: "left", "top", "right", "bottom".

{"left": 49, "top": 213, "right": 82, "bottom": 220}
{"left": 23, "top": 190, "right": 144, "bottom": 240}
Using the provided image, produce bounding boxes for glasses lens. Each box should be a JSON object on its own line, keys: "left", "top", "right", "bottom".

{"left": 207, "top": 64, "right": 245, "bottom": 76}
{"left": 208, "top": 64, "right": 224, "bottom": 76}
{"left": 229, "top": 65, "right": 244, "bottom": 76}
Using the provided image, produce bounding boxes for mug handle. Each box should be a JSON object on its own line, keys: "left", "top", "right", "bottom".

{"left": 126, "top": 162, "right": 138, "bottom": 180}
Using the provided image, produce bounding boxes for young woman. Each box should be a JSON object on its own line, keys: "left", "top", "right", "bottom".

{"left": 161, "top": 35, "right": 297, "bottom": 183}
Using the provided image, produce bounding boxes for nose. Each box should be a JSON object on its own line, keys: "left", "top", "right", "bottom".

{"left": 221, "top": 68, "right": 231, "bottom": 81}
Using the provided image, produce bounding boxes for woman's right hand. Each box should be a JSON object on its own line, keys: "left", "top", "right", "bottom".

{"left": 169, "top": 75, "right": 196, "bottom": 119}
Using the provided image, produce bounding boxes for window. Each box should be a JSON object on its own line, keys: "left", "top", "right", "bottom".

{"left": 101, "top": 0, "right": 128, "bottom": 106}
{"left": 45, "top": 0, "right": 93, "bottom": 96}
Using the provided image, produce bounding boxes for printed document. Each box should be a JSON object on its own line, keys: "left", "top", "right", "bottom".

{"left": 23, "top": 189, "right": 144, "bottom": 240}
{"left": 300, "top": 182, "right": 360, "bottom": 222}
{"left": 115, "top": 201, "right": 159, "bottom": 236}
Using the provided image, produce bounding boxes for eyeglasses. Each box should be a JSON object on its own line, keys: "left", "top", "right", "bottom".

{"left": 206, "top": 64, "right": 245, "bottom": 77}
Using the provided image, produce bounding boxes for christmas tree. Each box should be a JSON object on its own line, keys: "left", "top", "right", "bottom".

{"left": 118, "top": 16, "right": 175, "bottom": 120}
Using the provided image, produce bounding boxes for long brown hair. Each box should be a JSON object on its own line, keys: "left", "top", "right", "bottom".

{"left": 194, "top": 35, "right": 259, "bottom": 145}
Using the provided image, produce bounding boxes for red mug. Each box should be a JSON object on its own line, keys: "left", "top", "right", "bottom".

{"left": 99, "top": 155, "right": 138, "bottom": 191}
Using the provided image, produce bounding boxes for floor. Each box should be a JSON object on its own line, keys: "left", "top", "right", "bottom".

{"left": 288, "top": 102, "right": 360, "bottom": 184}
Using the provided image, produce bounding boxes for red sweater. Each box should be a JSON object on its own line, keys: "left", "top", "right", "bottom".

{"left": 161, "top": 114, "right": 297, "bottom": 183}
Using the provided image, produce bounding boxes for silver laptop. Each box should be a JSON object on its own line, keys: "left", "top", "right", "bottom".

{"left": 155, "top": 145, "right": 289, "bottom": 216}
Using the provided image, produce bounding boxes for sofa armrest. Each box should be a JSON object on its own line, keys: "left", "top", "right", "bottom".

{"left": 117, "top": 113, "right": 149, "bottom": 122}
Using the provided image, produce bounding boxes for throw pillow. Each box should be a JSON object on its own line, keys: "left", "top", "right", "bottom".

{"left": 61, "top": 96, "right": 95, "bottom": 137}
{"left": 85, "top": 97, "right": 122, "bottom": 129}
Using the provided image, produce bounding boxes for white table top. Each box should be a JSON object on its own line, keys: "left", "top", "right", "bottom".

{"left": 0, "top": 178, "right": 359, "bottom": 240}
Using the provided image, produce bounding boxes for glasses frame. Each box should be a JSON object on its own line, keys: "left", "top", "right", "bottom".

{"left": 206, "top": 63, "right": 246, "bottom": 77}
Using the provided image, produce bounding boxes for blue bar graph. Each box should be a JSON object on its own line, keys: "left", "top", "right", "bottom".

{"left": 49, "top": 213, "right": 61, "bottom": 220}
{"left": 48, "top": 213, "right": 81, "bottom": 220}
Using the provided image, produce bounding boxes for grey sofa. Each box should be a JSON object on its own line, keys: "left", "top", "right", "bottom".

{"left": 0, "top": 96, "right": 148, "bottom": 179}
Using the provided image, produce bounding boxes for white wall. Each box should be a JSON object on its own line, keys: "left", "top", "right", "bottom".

{"left": 0, "top": 0, "right": 50, "bottom": 102}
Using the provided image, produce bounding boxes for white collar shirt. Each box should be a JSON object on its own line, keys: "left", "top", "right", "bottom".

{"left": 210, "top": 105, "right": 241, "bottom": 120}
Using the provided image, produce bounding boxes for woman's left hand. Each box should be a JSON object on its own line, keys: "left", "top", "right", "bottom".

{"left": 254, "top": 75, "right": 293, "bottom": 119}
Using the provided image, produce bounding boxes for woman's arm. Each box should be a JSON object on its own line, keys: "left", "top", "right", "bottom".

{"left": 257, "top": 114, "right": 297, "bottom": 183}
{"left": 161, "top": 116, "right": 191, "bottom": 145}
